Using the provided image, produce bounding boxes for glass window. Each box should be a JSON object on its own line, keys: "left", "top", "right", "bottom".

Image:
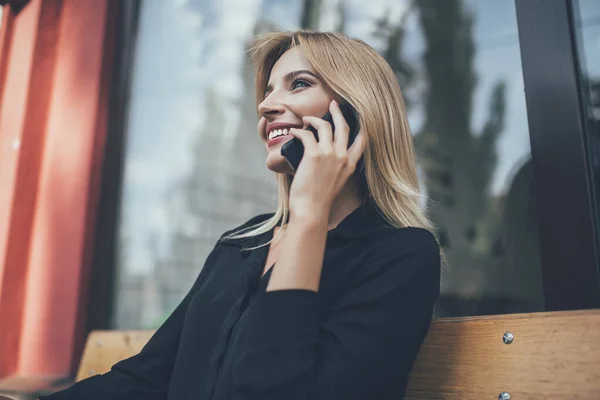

{"left": 110, "top": 0, "right": 544, "bottom": 327}
{"left": 572, "top": 0, "right": 600, "bottom": 258}
{"left": 405, "top": 0, "right": 544, "bottom": 316}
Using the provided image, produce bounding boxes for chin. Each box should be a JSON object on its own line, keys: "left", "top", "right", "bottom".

{"left": 266, "top": 153, "right": 294, "bottom": 174}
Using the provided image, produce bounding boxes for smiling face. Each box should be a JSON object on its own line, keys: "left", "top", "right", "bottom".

{"left": 257, "top": 47, "right": 338, "bottom": 174}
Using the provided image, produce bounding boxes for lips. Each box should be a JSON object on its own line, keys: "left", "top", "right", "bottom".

{"left": 267, "top": 134, "right": 293, "bottom": 147}
{"left": 265, "top": 122, "right": 303, "bottom": 141}
{"left": 268, "top": 127, "right": 291, "bottom": 141}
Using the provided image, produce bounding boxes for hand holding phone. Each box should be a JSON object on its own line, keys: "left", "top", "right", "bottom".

{"left": 281, "top": 102, "right": 360, "bottom": 171}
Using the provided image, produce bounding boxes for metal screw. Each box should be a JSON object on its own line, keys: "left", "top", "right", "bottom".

{"left": 97, "top": 340, "right": 103, "bottom": 347}
{"left": 503, "top": 332, "right": 514, "bottom": 344}
{"left": 499, "top": 392, "right": 511, "bottom": 400}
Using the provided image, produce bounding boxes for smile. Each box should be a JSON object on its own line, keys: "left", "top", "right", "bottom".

{"left": 265, "top": 122, "right": 303, "bottom": 143}
{"left": 268, "top": 128, "right": 290, "bottom": 141}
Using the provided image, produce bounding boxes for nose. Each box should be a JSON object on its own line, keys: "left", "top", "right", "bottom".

{"left": 258, "top": 94, "right": 285, "bottom": 119}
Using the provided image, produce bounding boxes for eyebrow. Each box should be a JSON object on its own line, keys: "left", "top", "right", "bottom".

{"left": 264, "top": 69, "right": 320, "bottom": 96}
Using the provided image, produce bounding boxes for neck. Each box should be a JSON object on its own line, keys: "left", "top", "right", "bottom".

{"left": 326, "top": 176, "right": 364, "bottom": 230}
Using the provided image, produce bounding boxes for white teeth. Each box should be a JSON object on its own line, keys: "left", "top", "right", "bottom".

{"left": 268, "top": 128, "right": 291, "bottom": 140}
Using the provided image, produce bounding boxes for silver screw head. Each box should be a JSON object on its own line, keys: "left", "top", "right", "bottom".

{"left": 503, "top": 332, "right": 514, "bottom": 344}
{"left": 499, "top": 392, "right": 511, "bottom": 400}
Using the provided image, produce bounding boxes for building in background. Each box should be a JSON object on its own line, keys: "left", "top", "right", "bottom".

{"left": 0, "top": 0, "right": 599, "bottom": 397}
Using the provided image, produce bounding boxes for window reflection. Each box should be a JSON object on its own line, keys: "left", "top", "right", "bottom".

{"left": 111, "top": 0, "right": 544, "bottom": 328}
{"left": 407, "top": 0, "right": 544, "bottom": 316}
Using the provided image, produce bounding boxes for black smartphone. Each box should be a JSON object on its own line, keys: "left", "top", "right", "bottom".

{"left": 281, "top": 102, "right": 360, "bottom": 171}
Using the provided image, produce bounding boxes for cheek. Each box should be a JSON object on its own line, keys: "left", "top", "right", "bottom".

{"left": 257, "top": 118, "right": 267, "bottom": 141}
{"left": 291, "top": 92, "right": 332, "bottom": 118}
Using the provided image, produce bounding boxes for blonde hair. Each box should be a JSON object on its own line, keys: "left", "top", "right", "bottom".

{"left": 224, "top": 30, "right": 434, "bottom": 244}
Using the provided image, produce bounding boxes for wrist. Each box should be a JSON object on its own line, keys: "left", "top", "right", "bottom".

{"left": 268, "top": 205, "right": 328, "bottom": 292}
{"left": 289, "top": 205, "right": 329, "bottom": 229}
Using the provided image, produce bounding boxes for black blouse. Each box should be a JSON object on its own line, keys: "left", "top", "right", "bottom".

{"left": 41, "top": 205, "right": 440, "bottom": 400}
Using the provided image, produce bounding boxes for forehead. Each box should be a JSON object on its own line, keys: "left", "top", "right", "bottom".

{"left": 268, "top": 47, "right": 313, "bottom": 81}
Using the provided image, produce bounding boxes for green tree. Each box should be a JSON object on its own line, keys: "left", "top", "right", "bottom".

{"left": 373, "top": 6, "right": 416, "bottom": 100}
{"left": 301, "top": 0, "right": 322, "bottom": 29}
{"left": 412, "top": 0, "right": 507, "bottom": 311}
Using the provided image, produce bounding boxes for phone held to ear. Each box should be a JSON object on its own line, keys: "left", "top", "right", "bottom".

{"left": 280, "top": 102, "right": 360, "bottom": 171}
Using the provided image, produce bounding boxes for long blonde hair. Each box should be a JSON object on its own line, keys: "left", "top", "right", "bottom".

{"left": 223, "top": 30, "right": 434, "bottom": 243}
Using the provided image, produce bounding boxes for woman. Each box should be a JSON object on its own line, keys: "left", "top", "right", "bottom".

{"left": 41, "top": 30, "right": 440, "bottom": 400}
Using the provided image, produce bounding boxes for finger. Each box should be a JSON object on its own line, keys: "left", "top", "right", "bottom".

{"left": 347, "top": 130, "right": 366, "bottom": 167}
{"left": 288, "top": 128, "right": 319, "bottom": 153}
{"left": 302, "top": 115, "right": 333, "bottom": 149}
{"left": 329, "top": 100, "right": 350, "bottom": 151}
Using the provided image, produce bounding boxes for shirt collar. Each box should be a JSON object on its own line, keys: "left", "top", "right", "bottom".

{"left": 328, "top": 201, "right": 386, "bottom": 240}
{"left": 237, "top": 201, "right": 386, "bottom": 258}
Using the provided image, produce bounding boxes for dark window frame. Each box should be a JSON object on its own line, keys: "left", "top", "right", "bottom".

{"left": 85, "top": 0, "right": 142, "bottom": 332}
{"left": 515, "top": 0, "right": 600, "bottom": 310}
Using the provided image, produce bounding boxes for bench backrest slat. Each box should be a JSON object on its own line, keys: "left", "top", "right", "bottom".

{"left": 75, "top": 330, "right": 154, "bottom": 382}
{"left": 76, "top": 310, "right": 600, "bottom": 398}
{"left": 405, "top": 309, "right": 600, "bottom": 399}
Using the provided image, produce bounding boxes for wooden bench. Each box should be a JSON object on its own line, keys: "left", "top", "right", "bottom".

{"left": 73, "top": 310, "right": 600, "bottom": 399}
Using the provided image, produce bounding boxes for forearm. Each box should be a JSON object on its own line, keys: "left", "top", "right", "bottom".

{"left": 266, "top": 209, "right": 329, "bottom": 292}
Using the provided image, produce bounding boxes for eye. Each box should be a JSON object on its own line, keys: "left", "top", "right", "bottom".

{"left": 291, "top": 79, "right": 311, "bottom": 91}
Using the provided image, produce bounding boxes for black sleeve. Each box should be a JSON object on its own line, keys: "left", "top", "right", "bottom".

{"left": 39, "top": 246, "right": 222, "bottom": 400}
{"left": 232, "top": 228, "right": 441, "bottom": 400}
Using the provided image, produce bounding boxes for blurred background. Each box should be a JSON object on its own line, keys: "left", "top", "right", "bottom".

{"left": 110, "top": 0, "right": 541, "bottom": 328}
{"left": 0, "top": 0, "right": 599, "bottom": 397}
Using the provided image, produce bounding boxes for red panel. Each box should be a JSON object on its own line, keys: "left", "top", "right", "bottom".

{"left": 0, "top": 0, "right": 117, "bottom": 379}
{"left": 16, "top": 0, "right": 113, "bottom": 376}
{"left": 0, "top": 0, "right": 50, "bottom": 377}
{"left": 69, "top": 0, "right": 119, "bottom": 375}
